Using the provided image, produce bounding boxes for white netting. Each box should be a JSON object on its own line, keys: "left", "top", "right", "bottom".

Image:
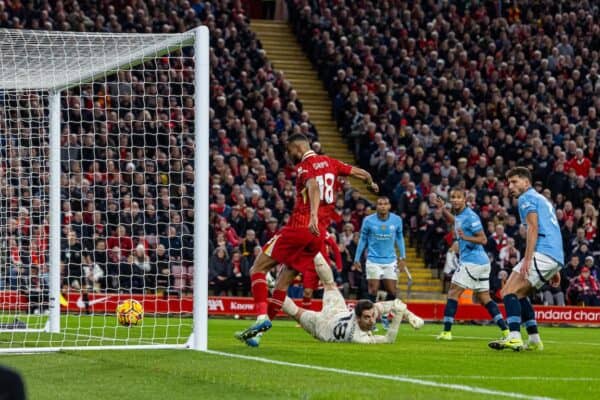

{"left": 0, "top": 29, "right": 193, "bottom": 90}
{"left": 0, "top": 28, "right": 201, "bottom": 350}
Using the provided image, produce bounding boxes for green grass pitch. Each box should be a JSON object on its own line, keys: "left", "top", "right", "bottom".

{"left": 1, "top": 316, "right": 599, "bottom": 399}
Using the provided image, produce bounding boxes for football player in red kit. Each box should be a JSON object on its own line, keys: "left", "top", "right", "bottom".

{"left": 235, "top": 134, "right": 377, "bottom": 346}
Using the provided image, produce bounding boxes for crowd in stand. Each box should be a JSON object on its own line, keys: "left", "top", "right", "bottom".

{"left": 1, "top": 0, "right": 600, "bottom": 307}
{"left": 289, "top": 0, "right": 600, "bottom": 305}
{"left": 0, "top": 0, "right": 369, "bottom": 300}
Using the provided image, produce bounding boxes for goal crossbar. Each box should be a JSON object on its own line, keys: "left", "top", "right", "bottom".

{"left": 0, "top": 28, "right": 196, "bottom": 90}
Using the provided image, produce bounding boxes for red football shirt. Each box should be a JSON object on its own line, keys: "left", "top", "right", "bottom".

{"left": 287, "top": 151, "right": 352, "bottom": 230}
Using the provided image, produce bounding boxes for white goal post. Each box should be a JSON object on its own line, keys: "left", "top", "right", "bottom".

{"left": 0, "top": 27, "right": 209, "bottom": 352}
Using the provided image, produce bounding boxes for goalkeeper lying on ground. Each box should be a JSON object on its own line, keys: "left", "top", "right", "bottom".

{"left": 277, "top": 261, "right": 424, "bottom": 344}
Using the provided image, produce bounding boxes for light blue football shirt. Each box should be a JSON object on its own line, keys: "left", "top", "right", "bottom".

{"left": 354, "top": 213, "right": 405, "bottom": 264}
{"left": 518, "top": 188, "right": 565, "bottom": 266}
{"left": 455, "top": 207, "right": 489, "bottom": 265}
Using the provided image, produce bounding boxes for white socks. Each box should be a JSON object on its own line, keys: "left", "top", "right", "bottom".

{"left": 529, "top": 333, "right": 541, "bottom": 343}
{"left": 508, "top": 331, "right": 522, "bottom": 340}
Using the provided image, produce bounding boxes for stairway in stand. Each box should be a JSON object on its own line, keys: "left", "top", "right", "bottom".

{"left": 250, "top": 19, "right": 444, "bottom": 301}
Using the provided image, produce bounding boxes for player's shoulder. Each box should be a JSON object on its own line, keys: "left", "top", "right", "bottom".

{"left": 303, "top": 154, "right": 333, "bottom": 170}
{"left": 462, "top": 206, "right": 477, "bottom": 219}
{"left": 518, "top": 189, "right": 538, "bottom": 208}
{"left": 364, "top": 213, "right": 376, "bottom": 223}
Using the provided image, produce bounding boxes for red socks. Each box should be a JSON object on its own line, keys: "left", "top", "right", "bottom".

{"left": 267, "top": 289, "right": 287, "bottom": 320}
{"left": 302, "top": 295, "right": 312, "bottom": 310}
{"left": 251, "top": 272, "right": 269, "bottom": 315}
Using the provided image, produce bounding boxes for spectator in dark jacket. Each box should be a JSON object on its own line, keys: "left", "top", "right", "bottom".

{"left": 209, "top": 247, "right": 232, "bottom": 296}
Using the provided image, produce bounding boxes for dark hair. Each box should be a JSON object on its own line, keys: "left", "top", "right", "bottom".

{"left": 449, "top": 186, "right": 465, "bottom": 197}
{"left": 287, "top": 133, "right": 309, "bottom": 144}
{"left": 354, "top": 299, "right": 375, "bottom": 317}
{"left": 506, "top": 167, "right": 532, "bottom": 182}
{"left": 377, "top": 196, "right": 390, "bottom": 203}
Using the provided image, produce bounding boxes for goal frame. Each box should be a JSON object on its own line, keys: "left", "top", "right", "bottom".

{"left": 0, "top": 26, "right": 209, "bottom": 353}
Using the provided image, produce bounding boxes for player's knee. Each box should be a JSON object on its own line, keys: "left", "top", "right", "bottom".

{"left": 303, "top": 288, "right": 314, "bottom": 298}
{"left": 447, "top": 286, "right": 462, "bottom": 300}
{"left": 500, "top": 286, "right": 515, "bottom": 298}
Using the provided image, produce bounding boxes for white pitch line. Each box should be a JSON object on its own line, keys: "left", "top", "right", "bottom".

{"left": 411, "top": 375, "right": 599, "bottom": 382}
{"left": 429, "top": 334, "right": 600, "bottom": 346}
{"left": 206, "top": 350, "right": 556, "bottom": 400}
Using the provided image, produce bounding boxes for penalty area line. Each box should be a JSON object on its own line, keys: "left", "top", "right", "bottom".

{"left": 206, "top": 350, "right": 556, "bottom": 400}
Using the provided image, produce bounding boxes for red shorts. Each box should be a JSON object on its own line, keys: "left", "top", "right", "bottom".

{"left": 293, "top": 240, "right": 331, "bottom": 290}
{"left": 262, "top": 226, "right": 323, "bottom": 275}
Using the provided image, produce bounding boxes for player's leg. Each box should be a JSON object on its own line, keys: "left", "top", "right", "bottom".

{"left": 268, "top": 249, "right": 332, "bottom": 322}
{"left": 437, "top": 283, "right": 463, "bottom": 340}
{"left": 267, "top": 266, "right": 298, "bottom": 321}
{"left": 313, "top": 252, "right": 336, "bottom": 288}
{"left": 250, "top": 253, "right": 279, "bottom": 314}
{"left": 519, "top": 254, "right": 563, "bottom": 351}
{"left": 520, "top": 296, "right": 543, "bottom": 351}
{"left": 273, "top": 296, "right": 319, "bottom": 339}
{"left": 382, "top": 279, "right": 397, "bottom": 300}
{"left": 472, "top": 263, "right": 508, "bottom": 337}
{"left": 380, "top": 263, "right": 399, "bottom": 329}
{"left": 302, "top": 287, "right": 314, "bottom": 310}
{"left": 234, "top": 253, "right": 279, "bottom": 342}
{"left": 238, "top": 228, "right": 317, "bottom": 343}
{"left": 475, "top": 291, "right": 508, "bottom": 338}
{"left": 281, "top": 292, "right": 333, "bottom": 341}
{"left": 488, "top": 267, "right": 531, "bottom": 351}
{"left": 365, "top": 261, "right": 382, "bottom": 302}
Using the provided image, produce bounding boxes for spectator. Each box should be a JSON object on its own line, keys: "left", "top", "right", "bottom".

{"left": 131, "top": 244, "right": 151, "bottom": 291}
{"left": 209, "top": 247, "right": 232, "bottom": 296}
{"left": 423, "top": 208, "right": 448, "bottom": 270}
{"left": 498, "top": 238, "right": 520, "bottom": 271}
{"left": 540, "top": 280, "right": 566, "bottom": 306}
{"left": 567, "top": 267, "right": 600, "bottom": 306}
{"left": 152, "top": 243, "right": 171, "bottom": 290}
{"left": 107, "top": 225, "right": 134, "bottom": 258}
{"left": 61, "top": 230, "right": 87, "bottom": 291}
{"left": 562, "top": 255, "right": 582, "bottom": 294}
{"left": 399, "top": 182, "right": 422, "bottom": 243}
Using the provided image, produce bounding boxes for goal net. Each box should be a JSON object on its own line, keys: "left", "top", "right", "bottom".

{"left": 0, "top": 28, "right": 209, "bottom": 352}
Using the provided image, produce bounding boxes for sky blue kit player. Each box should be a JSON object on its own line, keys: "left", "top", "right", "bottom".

{"left": 434, "top": 190, "right": 508, "bottom": 341}
{"left": 489, "top": 167, "right": 564, "bottom": 352}
{"left": 354, "top": 197, "right": 406, "bottom": 305}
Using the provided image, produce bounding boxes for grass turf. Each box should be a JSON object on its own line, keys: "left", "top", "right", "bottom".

{"left": 1, "top": 317, "right": 599, "bottom": 399}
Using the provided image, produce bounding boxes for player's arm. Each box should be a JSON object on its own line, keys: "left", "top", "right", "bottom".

{"left": 353, "top": 220, "right": 368, "bottom": 268}
{"left": 306, "top": 177, "right": 320, "bottom": 236}
{"left": 456, "top": 227, "right": 487, "bottom": 245}
{"left": 349, "top": 166, "right": 379, "bottom": 193}
{"left": 353, "top": 312, "right": 402, "bottom": 344}
{"left": 395, "top": 221, "right": 407, "bottom": 272}
{"left": 433, "top": 196, "right": 455, "bottom": 223}
{"left": 521, "top": 211, "right": 539, "bottom": 276}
